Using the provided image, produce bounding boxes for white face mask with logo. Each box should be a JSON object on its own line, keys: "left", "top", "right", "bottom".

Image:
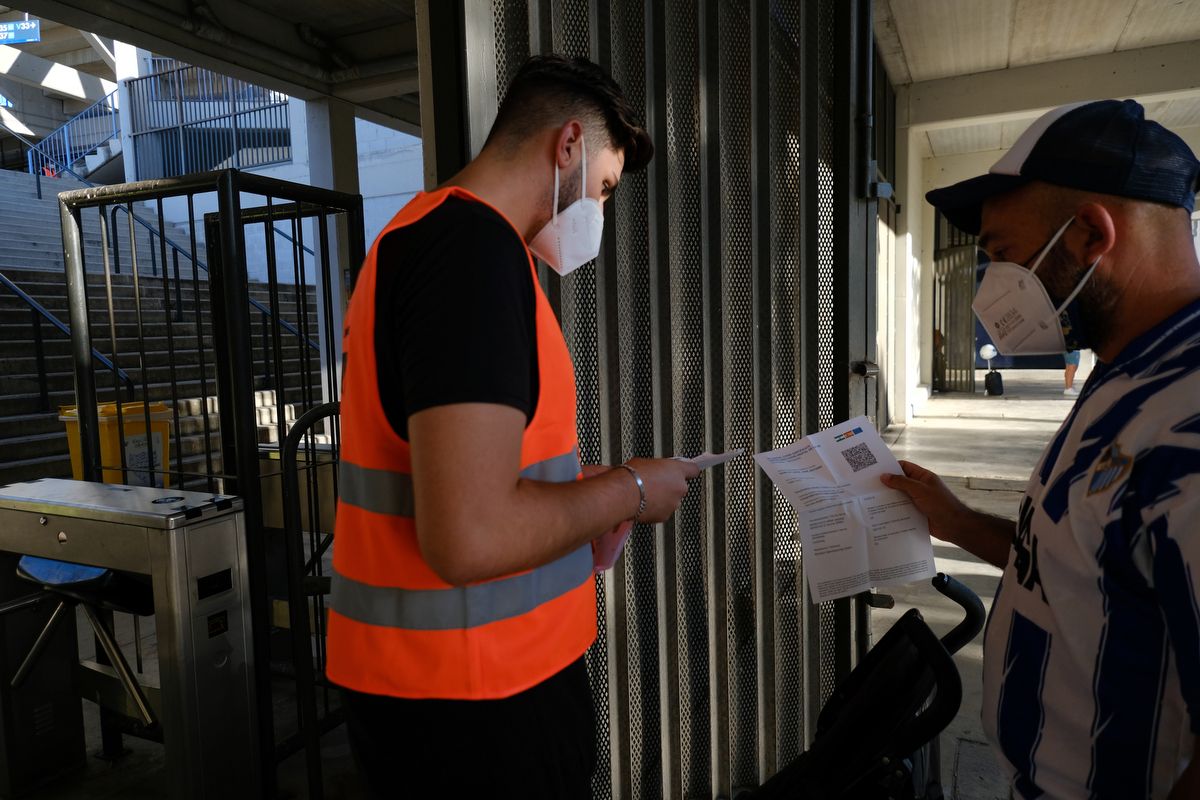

{"left": 528, "top": 137, "right": 604, "bottom": 277}
{"left": 971, "top": 216, "right": 1101, "bottom": 356}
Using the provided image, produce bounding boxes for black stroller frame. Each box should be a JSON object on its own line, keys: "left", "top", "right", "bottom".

{"left": 754, "top": 574, "right": 987, "bottom": 800}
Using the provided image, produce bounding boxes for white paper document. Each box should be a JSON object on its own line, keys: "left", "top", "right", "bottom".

{"left": 754, "top": 417, "right": 935, "bottom": 603}
{"left": 675, "top": 449, "right": 745, "bottom": 470}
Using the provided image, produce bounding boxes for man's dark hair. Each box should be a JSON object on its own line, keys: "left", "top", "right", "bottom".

{"left": 486, "top": 54, "right": 653, "bottom": 172}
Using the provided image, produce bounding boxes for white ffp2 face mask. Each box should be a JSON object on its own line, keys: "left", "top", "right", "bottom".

{"left": 971, "top": 217, "right": 1100, "bottom": 356}
{"left": 528, "top": 138, "right": 604, "bottom": 277}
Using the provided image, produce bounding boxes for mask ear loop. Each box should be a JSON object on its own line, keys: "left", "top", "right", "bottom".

{"left": 580, "top": 136, "right": 588, "bottom": 203}
{"left": 1028, "top": 216, "right": 1074, "bottom": 275}
{"left": 551, "top": 154, "right": 561, "bottom": 225}
{"left": 1053, "top": 255, "right": 1101, "bottom": 315}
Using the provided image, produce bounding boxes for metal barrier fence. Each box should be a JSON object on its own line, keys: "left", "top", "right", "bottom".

{"left": 933, "top": 212, "right": 978, "bottom": 393}
{"left": 127, "top": 64, "right": 291, "bottom": 180}
{"left": 25, "top": 89, "right": 119, "bottom": 178}
{"left": 57, "top": 170, "right": 364, "bottom": 796}
{"left": 423, "top": 0, "right": 881, "bottom": 797}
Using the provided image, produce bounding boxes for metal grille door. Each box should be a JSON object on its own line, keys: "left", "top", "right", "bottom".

{"left": 421, "top": 0, "right": 877, "bottom": 795}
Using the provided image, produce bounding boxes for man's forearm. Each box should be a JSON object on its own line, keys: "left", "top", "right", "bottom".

{"left": 506, "top": 469, "right": 642, "bottom": 565}
{"left": 947, "top": 508, "right": 1013, "bottom": 569}
{"left": 419, "top": 467, "right": 640, "bottom": 586}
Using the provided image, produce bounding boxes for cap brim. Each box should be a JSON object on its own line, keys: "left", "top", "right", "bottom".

{"left": 925, "top": 173, "right": 1030, "bottom": 236}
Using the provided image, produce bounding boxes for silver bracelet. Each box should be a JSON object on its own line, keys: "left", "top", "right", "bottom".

{"left": 615, "top": 463, "right": 647, "bottom": 523}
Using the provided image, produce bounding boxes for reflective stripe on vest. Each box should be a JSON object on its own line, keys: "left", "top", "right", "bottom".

{"left": 331, "top": 446, "right": 585, "bottom": 631}
{"left": 338, "top": 447, "right": 581, "bottom": 516}
{"left": 330, "top": 543, "right": 592, "bottom": 630}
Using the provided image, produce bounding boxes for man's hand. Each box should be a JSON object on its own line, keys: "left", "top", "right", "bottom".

{"left": 582, "top": 459, "right": 700, "bottom": 524}
{"left": 881, "top": 460, "right": 1015, "bottom": 569}
{"left": 880, "top": 461, "right": 972, "bottom": 543}
{"left": 620, "top": 458, "right": 699, "bottom": 523}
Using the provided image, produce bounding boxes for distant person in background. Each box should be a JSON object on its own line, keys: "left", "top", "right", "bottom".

{"left": 1062, "top": 349, "right": 1080, "bottom": 396}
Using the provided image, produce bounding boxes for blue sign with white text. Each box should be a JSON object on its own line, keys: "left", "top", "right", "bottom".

{"left": 0, "top": 20, "right": 40, "bottom": 45}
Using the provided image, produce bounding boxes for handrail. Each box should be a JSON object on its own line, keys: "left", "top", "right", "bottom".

{"left": 109, "top": 205, "right": 320, "bottom": 352}
{"left": 26, "top": 89, "right": 119, "bottom": 179}
{"left": 0, "top": 270, "right": 135, "bottom": 406}
{"left": 0, "top": 120, "right": 320, "bottom": 353}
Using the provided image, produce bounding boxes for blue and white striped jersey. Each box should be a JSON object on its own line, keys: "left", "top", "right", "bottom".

{"left": 982, "top": 299, "right": 1200, "bottom": 799}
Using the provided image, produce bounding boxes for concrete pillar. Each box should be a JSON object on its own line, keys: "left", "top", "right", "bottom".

{"left": 894, "top": 96, "right": 925, "bottom": 424}
{"left": 113, "top": 42, "right": 150, "bottom": 183}
{"left": 304, "top": 97, "right": 359, "bottom": 405}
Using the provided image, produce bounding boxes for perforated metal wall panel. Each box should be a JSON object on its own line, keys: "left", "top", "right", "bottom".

{"left": 767, "top": 0, "right": 807, "bottom": 771}
{"left": 469, "top": 0, "right": 873, "bottom": 795}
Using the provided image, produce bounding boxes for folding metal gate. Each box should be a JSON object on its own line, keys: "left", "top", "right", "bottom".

{"left": 423, "top": 1, "right": 880, "bottom": 796}
{"left": 56, "top": 170, "right": 364, "bottom": 796}
{"left": 932, "top": 211, "right": 977, "bottom": 393}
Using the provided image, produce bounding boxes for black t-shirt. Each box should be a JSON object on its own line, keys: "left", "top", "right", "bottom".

{"left": 374, "top": 195, "right": 539, "bottom": 439}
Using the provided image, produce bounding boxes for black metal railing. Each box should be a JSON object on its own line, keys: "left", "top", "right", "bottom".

{"left": 0, "top": 270, "right": 135, "bottom": 411}
{"left": 107, "top": 203, "right": 320, "bottom": 354}
{"left": 280, "top": 400, "right": 339, "bottom": 799}
{"left": 25, "top": 89, "right": 120, "bottom": 180}
{"left": 0, "top": 120, "right": 319, "bottom": 354}
{"left": 127, "top": 62, "right": 291, "bottom": 180}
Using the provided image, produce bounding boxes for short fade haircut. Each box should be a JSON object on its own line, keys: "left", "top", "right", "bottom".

{"left": 485, "top": 54, "right": 653, "bottom": 173}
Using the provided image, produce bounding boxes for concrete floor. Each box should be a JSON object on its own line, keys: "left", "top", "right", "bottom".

{"left": 876, "top": 365, "right": 1091, "bottom": 800}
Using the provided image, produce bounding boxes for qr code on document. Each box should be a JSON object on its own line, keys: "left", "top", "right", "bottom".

{"left": 841, "top": 442, "right": 877, "bottom": 473}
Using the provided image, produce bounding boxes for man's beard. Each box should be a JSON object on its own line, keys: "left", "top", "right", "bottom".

{"left": 555, "top": 159, "right": 583, "bottom": 215}
{"left": 1037, "top": 242, "right": 1120, "bottom": 354}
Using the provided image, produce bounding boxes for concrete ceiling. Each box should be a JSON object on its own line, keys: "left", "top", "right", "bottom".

{"left": 877, "top": 0, "right": 1200, "bottom": 158}
{"left": 0, "top": 6, "right": 115, "bottom": 81}
{"left": 923, "top": 96, "right": 1200, "bottom": 157}
{"left": 9, "top": 0, "right": 420, "bottom": 133}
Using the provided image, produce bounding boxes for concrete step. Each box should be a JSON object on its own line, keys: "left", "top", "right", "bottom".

{"left": 1, "top": 345, "right": 310, "bottom": 374}
{"left": 0, "top": 291, "right": 317, "bottom": 318}
{"left": 0, "top": 322, "right": 213, "bottom": 341}
{"left": 0, "top": 453, "right": 73, "bottom": 487}
{"left": 0, "top": 409, "right": 224, "bottom": 443}
{"left": 0, "top": 373, "right": 316, "bottom": 416}
{"left": 2, "top": 271, "right": 317, "bottom": 297}
{"left": 0, "top": 287, "right": 317, "bottom": 315}
{"left": 0, "top": 411, "right": 319, "bottom": 485}
{"left": 1, "top": 360, "right": 321, "bottom": 397}
{"left": 0, "top": 430, "right": 70, "bottom": 461}
{"left": 0, "top": 411, "right": 61, "bottom": 438}
{"left": 0, "top": 315, "right": 317, "bottom": 343}
{"left": 0, "top": 308, "right": 319, "bottom": 333}
{"left": 0, "top": 335, "right": 216, "bottom": 358}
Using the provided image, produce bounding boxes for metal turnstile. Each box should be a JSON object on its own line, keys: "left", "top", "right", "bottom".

{"left": 0, "top": 479, "right": 259, "bottom": 799}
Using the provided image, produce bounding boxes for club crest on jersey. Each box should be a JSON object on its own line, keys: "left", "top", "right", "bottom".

{"left": 1088, "top": 443, "right": 1131, "bottom": 496}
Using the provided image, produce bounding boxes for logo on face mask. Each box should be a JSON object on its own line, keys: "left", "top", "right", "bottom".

{"left": 994, "top": 308, "right": 1024, "bottom": 338}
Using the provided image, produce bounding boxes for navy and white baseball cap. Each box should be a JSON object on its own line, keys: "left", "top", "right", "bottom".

{"left": 926, "top": 99, "right": 1200, "bottom": 235}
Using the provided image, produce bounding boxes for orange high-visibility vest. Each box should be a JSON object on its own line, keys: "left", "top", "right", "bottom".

{"left": 326, "top": 186, "right": 596, "bottom": 700}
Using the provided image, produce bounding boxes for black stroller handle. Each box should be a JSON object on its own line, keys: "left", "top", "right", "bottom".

{"left": 932, "top": 572, "right": 986, "bottom": 655}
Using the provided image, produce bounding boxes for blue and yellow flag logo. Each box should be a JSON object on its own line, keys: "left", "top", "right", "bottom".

{"left": 834, "top": 426, "right": 863, "bottom": 443}
{"left": 1088, "top": 443, "right": 1131, "bottom": 496}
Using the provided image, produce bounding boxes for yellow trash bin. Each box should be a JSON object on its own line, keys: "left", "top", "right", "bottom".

{"left": 59, "top": 402, "right": 173, "bottom": 488}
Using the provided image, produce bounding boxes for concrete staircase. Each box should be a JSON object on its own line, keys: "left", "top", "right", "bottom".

{"left": 0, "top": 267, "right": 325, "bottom": 488}
{"left": 0, "top": 168, "right": 194, "bottom": 275}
